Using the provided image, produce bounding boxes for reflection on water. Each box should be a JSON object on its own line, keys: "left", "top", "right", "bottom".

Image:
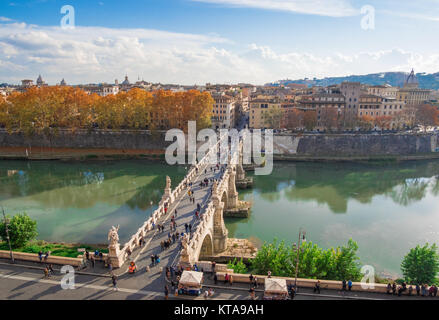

{"left": 1, "top": 159, "right": 439, "bottom": 277}
{"left": 0, "top": 160, "right": 186, "bottom": 244}
{"left": 225, "top": 161, "right": 439, "bottom": 277}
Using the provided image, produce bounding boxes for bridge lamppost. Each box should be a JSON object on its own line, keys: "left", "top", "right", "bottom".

{"left": 293, "top": 228, "right": 306, "bottom": 290}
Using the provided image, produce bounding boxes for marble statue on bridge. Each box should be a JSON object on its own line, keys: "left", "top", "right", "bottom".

{"left": 108, "top": 225, "right": 120, "bottom": 247}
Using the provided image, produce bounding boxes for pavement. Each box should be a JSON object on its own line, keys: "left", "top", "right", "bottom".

{"left": 2, "top": 261, "right": 438, "bottom": 300}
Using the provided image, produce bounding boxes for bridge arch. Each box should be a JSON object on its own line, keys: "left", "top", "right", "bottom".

{"left": 198, "top": 233, "right": 214, "bottom": 260}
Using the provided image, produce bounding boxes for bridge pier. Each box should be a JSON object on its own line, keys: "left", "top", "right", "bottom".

{"left": 235, "top": 145, "right": 253, "bottom": 189}
{"left": 212, "top": 191, "right": 228, "bottom": 253}
{"left": 227, "top": 167, "right": 239, "bottom": 209}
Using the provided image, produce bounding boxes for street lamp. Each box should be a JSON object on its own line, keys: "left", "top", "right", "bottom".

{"left": 294, "top": 228, "right": 306, "bottom": 290}
{"left": 2, "top": 207, "right": 14, "bottom": 264}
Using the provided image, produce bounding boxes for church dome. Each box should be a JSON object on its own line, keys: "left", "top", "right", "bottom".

{"left": 405, "top": 69, "right": 418, "bottom": 87}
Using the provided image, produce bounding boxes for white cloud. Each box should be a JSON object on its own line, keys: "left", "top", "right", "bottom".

{"left": 191, "top": 0, "right": 358, "bottom": 17}
{"left": 0, "top": 21, "right": 438, "bottom": 85}
{"left": 0, "top": 17, "right": 13, "bottom": 22}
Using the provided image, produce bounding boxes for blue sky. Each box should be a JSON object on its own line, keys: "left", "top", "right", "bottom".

{"left": 1, "top": 0, "right": 439, "bottom": 84}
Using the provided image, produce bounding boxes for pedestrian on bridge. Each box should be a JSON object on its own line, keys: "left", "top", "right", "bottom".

{"left": 164, "top": 285, "right": 169, "bottom": 300}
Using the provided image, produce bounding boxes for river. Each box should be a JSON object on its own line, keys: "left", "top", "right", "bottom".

{"left": 0, "top": 159, "right": 438, "bottom": 277}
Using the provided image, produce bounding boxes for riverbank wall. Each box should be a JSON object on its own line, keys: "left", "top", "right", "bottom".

{"left": 272, "top": 133, "right": 439, "bottom": 161}
{"left": 0, "top": 129, "right": 438, "bottom": 161}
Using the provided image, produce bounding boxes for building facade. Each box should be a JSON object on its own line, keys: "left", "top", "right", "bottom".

{"left": 211, "top": 93, "right": 237, "bottom": 129}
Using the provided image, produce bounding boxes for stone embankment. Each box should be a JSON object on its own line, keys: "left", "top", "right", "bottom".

{"left": 0, "top": 129, "right": 438, "bottom": 161}
{"left": 0, "top": 250, "right": 87, "bottom": 267}
{"left": 208, "top": 239, "right": 258, "bottom": 263}
{"left": 272, "top": 132, "right": 439, "bottom": 161}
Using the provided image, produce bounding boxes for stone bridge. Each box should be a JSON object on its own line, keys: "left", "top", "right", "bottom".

{"left": 179, "top": 151, "right": 243, "bottom": 267}
{"left": 107, "top": 134, "right": 250, "bottom": 269}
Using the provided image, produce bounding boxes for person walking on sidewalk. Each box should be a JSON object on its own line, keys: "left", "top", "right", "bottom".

{"left": 314, "top": 281, "right": 321, "bottom": 294}
{"left": 44, "top": 266, "right": 49, "bottom": 278}
{"left": 112, "top": 274, "right": 118, "bottom": 291}
{"left": 48, "top": 264, "right": 54, "bottom": 276}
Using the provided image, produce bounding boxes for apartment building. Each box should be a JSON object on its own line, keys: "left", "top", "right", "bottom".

{"left": 249, "top": 97, "right": 282, "bottom": 129}
{"left": 211, "top": 92, "right": 237, "bottom": 129}
{"left": 367, "top": 85, "right": 398, "bottom": 99}
{"left": 358, "top": 95, "right": 407, "bottom": 129}
{"left": 298, "top": 93, "right": 346, "bottom": 129}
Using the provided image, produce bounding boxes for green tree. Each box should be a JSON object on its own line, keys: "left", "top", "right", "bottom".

{"left": 227, "top": 258, "right": 248, "bottom": 274}
{"left": 328, "top": 239, "right": 361, "bottom": 281}
{"left": 251, "top": 239, "right": 294, "bottom": 277}
{"left": 0, "top": 213, "right": 38, "bottom": 248}
{"left": 401, "top": 243, "right": 439, "bottom": 285}
{"left": 251, "top": 238, "right": 362, "bottom": 281}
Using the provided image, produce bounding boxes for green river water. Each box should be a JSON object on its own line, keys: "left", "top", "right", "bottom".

{"left": 0, "top": 159, "right": 438, "bottom": 277}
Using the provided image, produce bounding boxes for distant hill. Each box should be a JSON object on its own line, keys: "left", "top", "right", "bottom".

{"left": 269, "top": 72, "right": 439, "bottom": 90}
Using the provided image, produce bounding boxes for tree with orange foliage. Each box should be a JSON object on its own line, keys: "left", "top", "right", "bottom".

{"left": 285, "top": 108, "right": 305, "bottom": 131}
{"left": 374, "top": 115, "right": 393, "bottom": 131}
{"left": 358, "top": 115, "right": 374, "bottom": 131}
{"left": 415, "top": 104, "right": 439, "bottom": 131}
{"left": 0, "top": 87, "right": 213, "bottom": 133}
{"left": 319, "top": 107, "right": 339, "bottom": 132}
{"left": 303, "top": 110, "right": 317, "bottom": 131}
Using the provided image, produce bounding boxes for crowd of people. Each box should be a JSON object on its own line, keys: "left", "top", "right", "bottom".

{"left": 386, "top": 282, "right": 438, "bottom": 297}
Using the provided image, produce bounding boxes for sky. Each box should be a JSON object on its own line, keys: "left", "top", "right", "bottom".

{"left": 1, "top": 0, "right": 439, "bottom": 85}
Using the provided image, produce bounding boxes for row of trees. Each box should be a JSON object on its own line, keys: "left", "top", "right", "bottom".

{"left": 272, "top": 104, "right": 439, "bottom": 132}
{"left": 0, "top": 86, "right": 214, "bottom": 134}
{"left": 248, "top": 238, "right": 362, "bottom": 281}
{"left": 228, "top": 238, "right": 439, "bottom": 285}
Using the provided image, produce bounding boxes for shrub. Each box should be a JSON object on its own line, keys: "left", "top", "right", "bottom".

{"left": 227, "top": 258, "right": 248, "bottom": 274}
{"left": 0, "top": 213, "right": 38, "bottom": 248}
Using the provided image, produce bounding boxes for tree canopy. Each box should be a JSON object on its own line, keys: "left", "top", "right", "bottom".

{"left": 0, "top": 213, "right": 38, "bottom": 248}
{"left": 401, "top": 243, "right": 439, "bottom": 285}
{"left": 0, "top": 86, "right": 213, "bottom": 134}
{"left": 250, "top": 238, "right": 361, "bottom": 281}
